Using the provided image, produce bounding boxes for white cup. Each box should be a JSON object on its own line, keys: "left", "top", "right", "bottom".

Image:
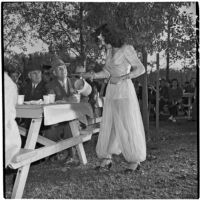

{"left": 48, "top": 94, "right": 56, "bottom": 103}
{"left": 17, "top": 95, "right": 24, "bottom": 105}
{"left": 73, "top": 93, "right": 81, "bottom": 103}
{"left": 74, "top": 79, "right": 92, "bottom": 96}
{"left": 43, "top": 95, "right": 50, "bottom": 104}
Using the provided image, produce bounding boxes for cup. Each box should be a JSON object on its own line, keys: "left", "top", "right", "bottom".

{"left": 74, "top": 79, "right": 92, "bottom": 96}
{"left": 73, "top": 93, "right": 81, "bottom": 103}
{"left": 74, "top": 79, "right": 84, "bottom": 90}
{"left": 43, "top": 95, "right": 50, "bottom": 104}
{"left": 17, "top": 95, "right": 24, "bottom": 105}
{"left": 48, "top": 94, "right": 56, "bottom": 103}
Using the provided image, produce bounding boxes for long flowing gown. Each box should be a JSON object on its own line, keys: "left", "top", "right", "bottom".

{"left": 96, "top": 45, "right": 146, "bottom": 163}
{"left": 4, "top": 72, "right": 21, "bottom": 167}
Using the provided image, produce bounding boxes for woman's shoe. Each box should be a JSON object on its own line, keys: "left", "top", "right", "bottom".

{"left": 95, "top": 159, "right": 112, "bottom": 171}
{"left": 123, "top": 163, "right": 140, "bottom": 174}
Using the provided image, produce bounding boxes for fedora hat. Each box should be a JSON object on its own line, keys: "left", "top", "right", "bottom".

{"left": 51, "top": 57, "right": 70, "bottom": 69}
{"left": 26, "top": 64, "right": 42, "bottom": 73}
{"left": 42, "top": 64, "right": 52, "bottom": 71}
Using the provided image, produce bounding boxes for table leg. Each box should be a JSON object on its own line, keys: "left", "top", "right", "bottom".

{"left": 11, "top": 118, "right": 42, "bottom": 198}
{"left": 69, "top": 120, "right": 87, "bottom": 164}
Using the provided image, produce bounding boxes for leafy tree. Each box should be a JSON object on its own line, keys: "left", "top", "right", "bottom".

{"left": 3, "top": 2, "right": 196, "bottom": 137}
{"left": 14, "top": 2, "right": 99, "bottom": 66}
{"left": 4, "top": 2, "right": 195, "bottom": 67}
{"left": 152, "top": 3, "right": 196, "bottom": 80}
{"left": 3, "top": 3, "right": 25, "bottom": 54}
{"left": 3, "top": 3, "right": 39, "bottom": 55}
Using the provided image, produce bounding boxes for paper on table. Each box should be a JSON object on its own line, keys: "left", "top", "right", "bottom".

{"left": 43, "top": 103, "right": 93, "bottom": 126}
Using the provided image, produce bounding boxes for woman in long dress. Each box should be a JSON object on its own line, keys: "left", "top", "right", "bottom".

{"left": 4, "top": 72, "right": 21, "bottom": 167}
{"left": 83, "top": 24, "right": 146, "bottom": 172}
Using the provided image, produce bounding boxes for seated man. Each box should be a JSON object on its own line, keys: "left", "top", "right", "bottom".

{"left": 21, "top": 64, "right": 47, "bottom": 129}
{"left": 22, "top": 64, "right": 47, "bottom": 101}
{"left": 44, "top": 57, "right": 80, "bottom": 163}
{"left": 46, "top": 58, "right": 75, "bottom": 100}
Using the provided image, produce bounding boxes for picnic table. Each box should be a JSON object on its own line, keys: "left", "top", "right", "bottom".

{"left": 9, "top": 102, "right": 101, "bottom": 198}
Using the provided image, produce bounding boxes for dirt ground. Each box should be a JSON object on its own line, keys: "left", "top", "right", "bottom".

{"left": 5, "top": 119, "right": 198, "bottom": 199}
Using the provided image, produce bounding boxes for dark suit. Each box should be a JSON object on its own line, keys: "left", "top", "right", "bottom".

{"left": 46, "top": 77, "right": 75, "bottom": 101}
{"left": 44, "top": 77, "right": 76, "bottom": 159}
{"left": 19, "top": 80, "right": 47, "bottom": 130}
{"left": 22, "top": 80, "right": 47, "bottom": 101}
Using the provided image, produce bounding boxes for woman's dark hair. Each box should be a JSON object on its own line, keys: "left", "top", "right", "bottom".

{"left": 93, "top": 23, "right": 125, "bottom": 48}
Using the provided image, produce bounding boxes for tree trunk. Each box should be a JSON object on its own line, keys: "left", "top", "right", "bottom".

{"left": 166, "top": 16, "right": 171, "bottom": 81}
{"left": 166, "top": 52, "right": 170, "bottom": 81}
{"left": 141, "top": 48, "right": 149, "bottom": 140}
{"left": 79, "top": 3, "right": 85, "bottom": 67}
{"left": 156, "top": 53, "right": 160, "bottom": 134}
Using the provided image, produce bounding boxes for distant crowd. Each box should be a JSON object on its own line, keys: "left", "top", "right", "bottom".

{"left": 133, "top": 77, "right": 197, "bottom": 122}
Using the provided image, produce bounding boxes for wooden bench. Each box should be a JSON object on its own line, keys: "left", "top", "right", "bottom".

{"left": 9, "top": 117, "right": 102, "bottom": 170}
{"left": 80, "top": 117, "right": 101, "bottom": 135}
{"left": 9, "top": 133, "right": 93, "bottom": 170}
{"left": 11, "top": 149, "right": 37, "bottom": 164}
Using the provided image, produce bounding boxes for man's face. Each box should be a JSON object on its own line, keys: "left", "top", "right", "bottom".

{"left": 54, "top": 65, "right": 68, "bottom": 80}
{"left": 10, "top": 72, "right": 20, "bottom": 83}
{"left": 29, "top": 70, "right": 42, "bottom": 84}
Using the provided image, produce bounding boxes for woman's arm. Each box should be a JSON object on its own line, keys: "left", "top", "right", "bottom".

{"left": 121, "top": 66, "right": 145, "bottom": 80}
{"left": 121, "top": 45, "right": 145, "bottom": 80}
{"left": 82, "top": 69, "right": 110, "bottom": 80}
{"left": 93, "top": 69, "right": 110, "bottom": 79}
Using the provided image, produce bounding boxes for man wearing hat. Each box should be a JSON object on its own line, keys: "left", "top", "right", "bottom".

{"left": 46, "top": 58, "right": 75, "bottom": 100}
{"left": 22, "top": 64, "right": 47, "bottom": 101}
{"left": 44, "top": 57, "right": 78, "bottom": 163}
{"left": 20, "top": 64, "right": 48, "bottom": 131}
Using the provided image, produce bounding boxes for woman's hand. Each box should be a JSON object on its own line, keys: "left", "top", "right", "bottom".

{"left": 110, "top": 76, "right": 122, "bottom": 84}
{"left": 81, "top": 72, "right": 94, "bottom": 80}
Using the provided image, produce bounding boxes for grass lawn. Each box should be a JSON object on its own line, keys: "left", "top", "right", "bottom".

{"left": 5, "top": 119, "right": 198, "bottom": 199}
